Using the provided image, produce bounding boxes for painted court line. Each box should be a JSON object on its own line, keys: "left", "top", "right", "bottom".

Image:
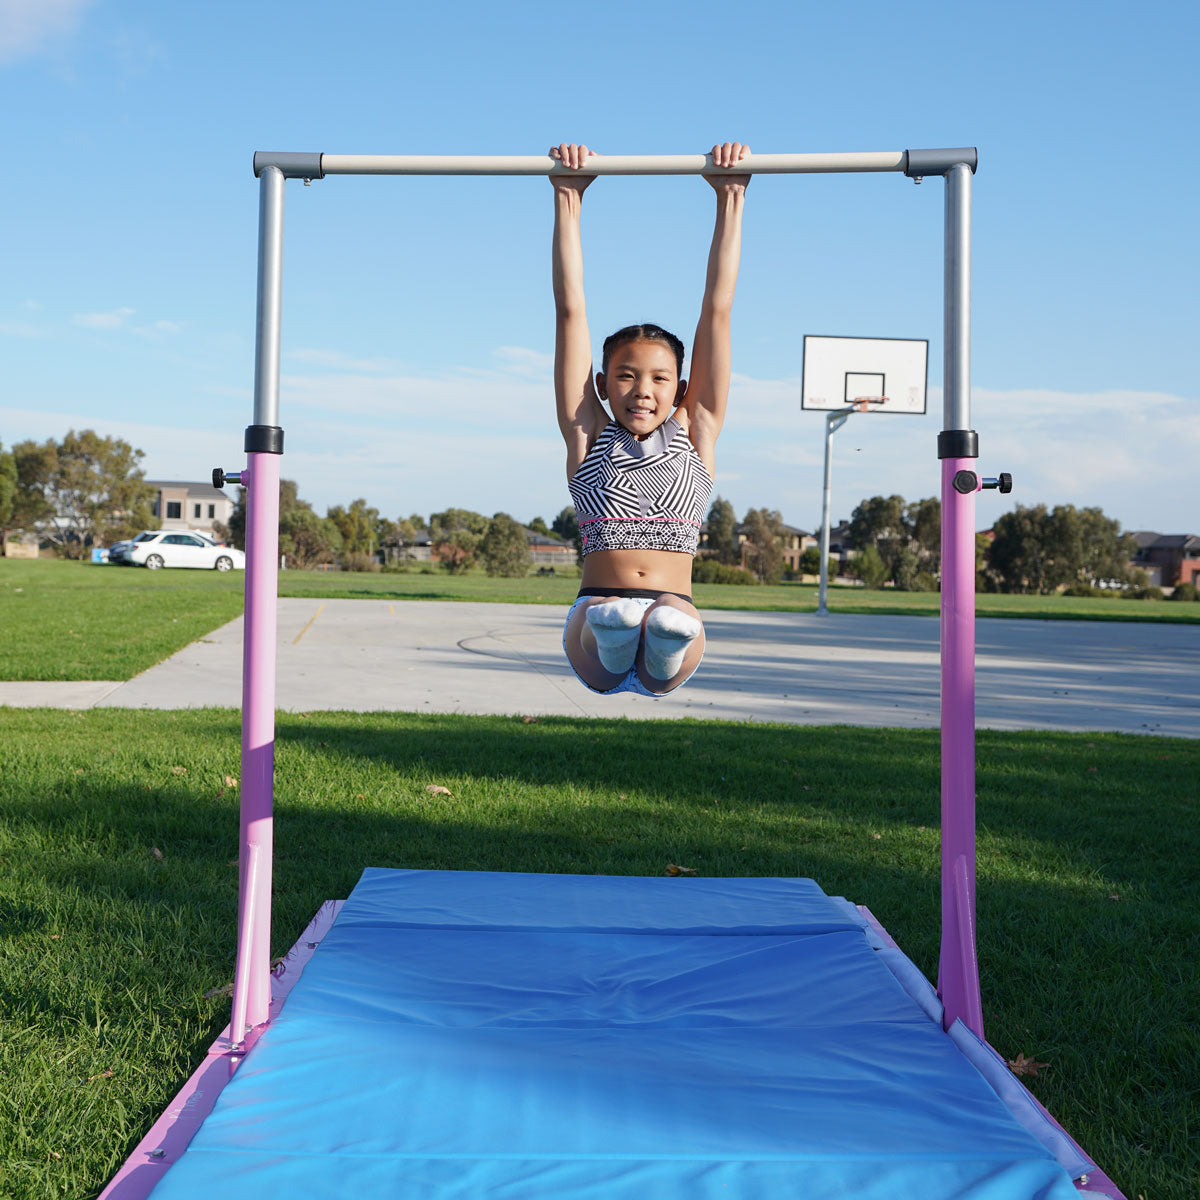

{"left": 291, "top": 603, "right": 326, "bottom": 645}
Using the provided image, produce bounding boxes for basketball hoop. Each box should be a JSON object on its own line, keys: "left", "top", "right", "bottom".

{"left": 848, "top": 396, "right": 888, "bottom": 412}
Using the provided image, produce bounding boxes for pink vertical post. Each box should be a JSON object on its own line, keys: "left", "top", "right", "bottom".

{"left": 229, "top": 162, "right": 288, "bottom": 1046}
{"left": 938, "top": 463, "right": 984, "bottom": 1039}
{"left": 231, "top": 452, "right": 280, "bottom": 1042}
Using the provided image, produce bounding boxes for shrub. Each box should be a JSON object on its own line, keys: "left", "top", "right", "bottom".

{"left": 341, "top": 551, "right": 381, "bottom": 573}
{"left": 1168, "top": 581, "right": 1199, "bottom": 602}
{"left": 850, "top": 545, "right": 888, "bottom": 589}
{"left": 1120, "top": 585, "right": 1163, "bottom": 601}
{"left": 912, "top": 571, "right": 939, "bottom": 593}
{"left": 692, "top": 558, "right": 759, "bottom": 586}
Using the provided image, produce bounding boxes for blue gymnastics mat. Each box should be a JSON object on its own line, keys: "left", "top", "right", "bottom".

{"left": 150, "top": 869, "right": 1085, "bottom": 1199}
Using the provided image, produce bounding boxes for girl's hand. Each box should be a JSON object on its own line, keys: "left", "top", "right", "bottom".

{"left": 549, "top": 144, "right": 598, "bottom": 195}
{"left": 704, "top": 142, "right": 751, "bottom": 192}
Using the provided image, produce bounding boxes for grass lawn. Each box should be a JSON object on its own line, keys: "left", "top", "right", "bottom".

{"left": 0, "top": 710, "right": 1196, "bottom": 1199}
{"left": 4, "top": 558, "right": 1198, "bottom": 683}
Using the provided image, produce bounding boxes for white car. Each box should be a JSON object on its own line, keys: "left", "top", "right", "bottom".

{"left": 110, "top": 530, "right": 246, "bottom": 571}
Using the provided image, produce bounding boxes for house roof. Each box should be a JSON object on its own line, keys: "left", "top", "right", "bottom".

{"left": 146, "top": 480, "right": 231, "bottom": 501}
{"left": 1132, "top": 531, "right": 1200, "bottom": 552}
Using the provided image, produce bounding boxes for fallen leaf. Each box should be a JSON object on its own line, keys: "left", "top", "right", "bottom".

{"left": 150, "top": 847, "right": 164, "bottom": 860}
{"left": 1109, "top": 893, "right": 1121, "bottom": 902}
{"left": 665, "top": 864, "right": 697, "bottom": 876}
{"left": 171, "top": 766, "right": 188, "bottom": 776}
{"left": 224, "top": 775, "right": 238, "bottom": 788}
{"left": 1007, "top": 1052, "right": 1049, "bottom": 1078}
{"left": 522, "top": 716, "right": 539, "bottom": 724}
{"left": 88, "top": 1069, "right": 114, "bottom": 1081}
{"left": 1086, "top": 766, "right": 1098, "bottom": 774}
{"left": 872, "top": 833, "right": 882, "bottom": 840}
{"left": 425, "top": 785, "right": 452, "bottom": 797}
{"left": 204, "top": 982, "right": 233, "bottom": 1000}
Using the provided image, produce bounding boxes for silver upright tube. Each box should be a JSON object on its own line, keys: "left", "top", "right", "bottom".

{"left": 943, "top": 163, "right": 972, "bottom": 432}
{"left": 253, "top": 166, "right": 286, "bottom": 429}
{"left": 817, "top": 410, "right": 851, "bottom": 616}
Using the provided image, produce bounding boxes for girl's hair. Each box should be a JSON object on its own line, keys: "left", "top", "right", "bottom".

{"left": 602, "top": 324, "right": 685, "bottom": 376}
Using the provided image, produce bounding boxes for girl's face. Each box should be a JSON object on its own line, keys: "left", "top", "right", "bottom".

{"left": 597, "top": 339, "right": 686, "bottom": 438}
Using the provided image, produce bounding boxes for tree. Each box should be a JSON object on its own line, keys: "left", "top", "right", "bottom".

{"left": 527, "top": 515, "right": 550, "bottom": 536}
{"left": 327, "top": 498, "right": 381, "bottom": 557}
{"left": 0, "top": 444, "right": 16, "bottom": 550}
{"left": 987, "top": 503, "right": 1134, "bottom": 594}
{"left": 905, "top": 496, "right": 941, "bottom": 577}
{"left": 223, "top": 479, "right": 342, "bottom": 566}
{"left": 740, "top": 507, "right": 786, "bottom": 584}
{"left": 23, "top": 430, "right": 157, "bottom": 558}
{"left": 430, "top": 508, "right": 488, "bottom": 573}
{"left": 481, "top": 513, "right": 533, "bottom": 577}
{"left": 798, "top": 545, "right": 837, "bottom": 580}
{"left": 706, "top": 495, "right": 739, "bottom": 565}
{"left": 849, "top": 494, "right": 907, "bottom": 585}
{"left": 551, "top": 506, "right": 582, "bottom": 563}
{"left": 850, "top": 544, "right": 888, "bottom": 589}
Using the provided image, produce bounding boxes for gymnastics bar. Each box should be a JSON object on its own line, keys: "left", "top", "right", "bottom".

{"left": 229, "top": 147, "right": 984, "bottom": 1050}
{"left": 253, "top": 148, "right": 978, "bottom": 179}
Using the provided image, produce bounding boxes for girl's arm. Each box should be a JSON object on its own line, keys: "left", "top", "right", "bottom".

{"left": 550, "top": 143, "right": 609, "bottom": 476}
{"left": 684, "top": 142, "right": 751, "bottom": 474}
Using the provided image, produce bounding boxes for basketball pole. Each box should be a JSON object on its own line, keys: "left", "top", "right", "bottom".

{"left": 816, "top": 403, "right": 868, "bottom": 616}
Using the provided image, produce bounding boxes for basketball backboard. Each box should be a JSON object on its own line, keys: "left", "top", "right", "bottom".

{"left": 801, "top": 335, "right": 928, "bottom": 414}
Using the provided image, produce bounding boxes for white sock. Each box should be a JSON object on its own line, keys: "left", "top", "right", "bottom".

{"left": 585, "top": 599, "right": 645, "bottom": 674}
{"left": 643, "top": 605, "right": 702, "bottom": 680}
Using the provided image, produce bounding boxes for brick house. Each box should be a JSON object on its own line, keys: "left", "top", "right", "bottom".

{"left": 699, "top": 521, "right": 819, "bottom": 573}
{"left": 1131, "top": 531, "right": 1200, "bottom": 588}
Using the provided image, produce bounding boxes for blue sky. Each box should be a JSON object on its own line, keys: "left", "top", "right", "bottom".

{"left": 2, "top": 0, "right": 1197, "bottom": 534}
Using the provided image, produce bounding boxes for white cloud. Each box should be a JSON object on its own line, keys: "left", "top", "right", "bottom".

{"left": 0, "top": 321, "right": 43, "bottom": 338}
{"left": 289, "top": 347, "right": 407, "bottom": 374}
{"left": 0, "top": 0, "right": 93, "bottom": 62}
{"left": 3, "top": 380, "right": 1195, "bottom": 534}
{"left": 74, "top": 307, "right": 135, "bottom": 330}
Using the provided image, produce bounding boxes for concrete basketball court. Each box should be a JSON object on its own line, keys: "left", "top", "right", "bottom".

{"left": 8, "top": 599, "right": 1195, "bottom": 736}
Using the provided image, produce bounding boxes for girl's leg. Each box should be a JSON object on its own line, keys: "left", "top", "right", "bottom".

{"left": 637, "top": 596, "right": 705, "bottom": 694}
{"left": 564, "top": 596, "right": 642, "bottom": 692}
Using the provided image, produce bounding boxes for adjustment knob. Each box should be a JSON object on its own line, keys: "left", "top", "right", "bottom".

{"left": 213, "top": 468, "right": 243, "bottom": 489}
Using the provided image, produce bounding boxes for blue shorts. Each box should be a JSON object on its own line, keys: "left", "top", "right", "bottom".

{"left": 563, "top": 591, "right": 703, "bottom": 698}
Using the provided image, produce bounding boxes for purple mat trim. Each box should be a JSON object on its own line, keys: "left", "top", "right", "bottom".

{"left": 859, "top": 906, "right": 1125, "bottom": 1200}
{"left": 98, "top": 899, "right": 344, "bottom": 1200}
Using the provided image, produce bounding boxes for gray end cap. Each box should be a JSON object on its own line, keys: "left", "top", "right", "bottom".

{"left": 904, "top": 147, "right": 978, "bottom": 177}
{"left": 253, "top": 152, "right": 324, "bottom": 179}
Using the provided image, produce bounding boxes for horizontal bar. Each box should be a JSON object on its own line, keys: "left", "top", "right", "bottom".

{"left": 265, "top": 151, "right": 910, "bottom": 177}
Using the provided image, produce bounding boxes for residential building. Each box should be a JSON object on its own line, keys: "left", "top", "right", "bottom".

{"left": 699, "top": 521, "right": 821, "bottom": 573}
{"left": 526, "top": 529, "right": 576, "bottom": 569}
{"left": 146, "top": 481, "right": 234, "bottom": 537}
{"left": 1131, "top": 531, "right": 1200, "bottom": 588}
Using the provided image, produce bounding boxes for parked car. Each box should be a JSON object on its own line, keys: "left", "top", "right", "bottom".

{"left": 109, "top": 530, "right": 245, "bottom": 571}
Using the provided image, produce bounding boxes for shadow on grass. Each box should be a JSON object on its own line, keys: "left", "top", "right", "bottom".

{"left": 5, "top": 710, "right": 1197, "bottom": 1199}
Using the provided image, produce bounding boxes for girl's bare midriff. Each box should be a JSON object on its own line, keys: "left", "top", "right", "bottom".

{"left": 580, "top": 547, "right": 695, "bottom": 595}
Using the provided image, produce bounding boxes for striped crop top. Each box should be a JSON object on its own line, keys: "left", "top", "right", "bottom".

{"left": 568, "top": 417, "right": 714, "bottom": 556}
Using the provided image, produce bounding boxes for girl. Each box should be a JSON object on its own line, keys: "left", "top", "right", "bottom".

{"left": 551, "top": 141, "right": 751, "bottom": 696}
